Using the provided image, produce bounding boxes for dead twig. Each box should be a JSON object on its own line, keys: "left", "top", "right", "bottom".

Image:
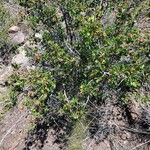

{"left": 131, "top": 140, "right": 150, "bottom": 150}
{"left": 64, "top": 41, "right": 80, "bottom": 56}
{"left": 120, "top": 126, "right": 150, "bottom": 135}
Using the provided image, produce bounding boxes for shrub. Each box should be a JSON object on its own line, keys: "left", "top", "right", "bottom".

{"left": 11, "top": 0, "right": 149, "bottom": 120}
{"left": 0, "top": 2, "right": 11, "bottom": 57}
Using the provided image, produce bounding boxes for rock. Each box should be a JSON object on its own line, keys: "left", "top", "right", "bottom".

{"left": 0, "top": 66, "right": 13, "bottom": 82}
{"left": 128, "top": 100, "right": 141, "bottom": 122}
{"left": 8, "top": 25, "right": 26, "bottom": 45}
{"left": 121, "top": 133, "right": 128, "bottom": 140}
{"left": 12, "top": 50, "right": 29, "bottom": 67}
{"left": 8, "top": 26, "right": 20, "bottom": 33}
{"left": 10, "top": 31, "right": 25, "bottom": 45}
{"left": 35, "top": 33, "right": 42, "bottom": 40}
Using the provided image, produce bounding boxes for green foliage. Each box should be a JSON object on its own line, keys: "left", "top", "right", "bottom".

{"left": 0, "top": 1, "right": 21, "bottom": 60}
{"left": 11, "top": 0, "right": 149, "bottom": 121}
{"left": 58, "top": 93, "right": 84, "bottom": 120}
{"left": 9, "top": 69, "right": 56, "bottom": 117}
{"left": 123, "top": 89, "right": 150, "bottom": 104}
{"left": 0, "top": 2, "right": 11, "bottom": 50}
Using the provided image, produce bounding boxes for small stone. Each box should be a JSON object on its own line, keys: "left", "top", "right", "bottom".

{"left": 126, "top": 132, "right": 131, "bottom": 139}
{"left": 117, "top": 115, "right": 122, "bottom": 121}
{"left": 8, "top": 26, "right": 20, "bottom": 33}
{"left": 131, "top": 113, "right": 138, "bottom": 121}
{"left": 12, "top": 50, "right": 29, "bottom": 67}
{"left": 10, "top": 31, "right": 25, "bottom": 44}
{"left": 123, "top": 140, "right": 128, "bottom": 144}
{"left": 0, "top": 66, "right": 13, "bottom": 82}
{"left": 121, "top": 133, "right": 127, "bottom": 140}
{"left": 26, "top": 65, "right": 36, "bottom": 71}
{"left": 35, "top": 33, "right": 42, "bottom": 39}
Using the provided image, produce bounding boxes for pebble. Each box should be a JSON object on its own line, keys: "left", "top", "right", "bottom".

{"left": 9, "top": 25, "right": 26, "bottom": 44}
{"left": 12, "top": 50, "right": 29, "bottom": 67}
{"left": 8, "top": 26, "right": 20, "bottom": 33}
{"left": 121, "top": 133, "right": 128, "bottom": 140}
{"left": 35, "top": 33, "right": 42, "bottom": 40}
{"left": 10, "top": 31, "right": 25, "bottom": 44}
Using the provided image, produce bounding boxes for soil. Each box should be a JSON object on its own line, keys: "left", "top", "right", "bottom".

{"left": 0, "top": 104, "right": 31, "bottom": 150}
{"left": 86, "top": 88, "right": 150, "bottom": 150}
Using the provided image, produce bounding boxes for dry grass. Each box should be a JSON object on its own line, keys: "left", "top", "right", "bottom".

{"left": 67, "top": 117, "right": 89, "bottom": 150}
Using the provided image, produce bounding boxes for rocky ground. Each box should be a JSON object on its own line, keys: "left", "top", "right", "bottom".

{"left": 0, "top": 1, "right": 150, "bottom": 150}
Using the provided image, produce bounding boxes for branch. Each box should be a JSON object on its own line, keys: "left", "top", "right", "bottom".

{"left": 131, "top": 140, "right": 150, "bottom": 150}
{"left": 120, "top": 126, "right": 150, "bottom": 135}
{"left": 64, "top": 41, "right": 80, "bottom": 56}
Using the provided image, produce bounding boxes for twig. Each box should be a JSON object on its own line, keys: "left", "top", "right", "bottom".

{"left": 131, "top": 140, "right": 150, "bottom": 150}
{"left": 83, "top": 96, "right": 90, "bottom": 109}
{"left": 64, "top": 41, "right": 80, "bottom": 56}
{"left": 64, "top": 90, "right": 69, "bottom": 103}
{"left": 120, "top": 126, "right": 150, "bottom": 135}
{"left": 60, "top": 6, "right": 73, "bottom": 44}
